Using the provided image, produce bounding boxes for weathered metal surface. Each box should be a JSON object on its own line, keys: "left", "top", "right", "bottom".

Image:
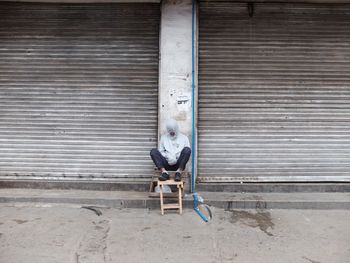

{"left": 0, "top": 2, "right": 160, "bottom": 180}
{"left": 3, "top": 0, "right": 161, "bottom": 3}
{"left": 198, "top": 1, "right": 350, "bottom": 182}
{"left": 200, "top": 0, "right": 350, "bottom": 3}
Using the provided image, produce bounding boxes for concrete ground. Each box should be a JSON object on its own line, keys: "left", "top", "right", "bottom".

{"left": 0, "top": 203, "right": 349, "bottom": 263}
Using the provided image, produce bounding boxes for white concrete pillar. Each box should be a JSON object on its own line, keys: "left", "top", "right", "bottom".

{"left": 158, "top": 0, "right": 197, "bottom": 143}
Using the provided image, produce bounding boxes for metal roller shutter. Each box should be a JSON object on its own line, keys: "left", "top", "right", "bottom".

{"left": 0, "top": 2, "right": 159, "bottom": 181}
{"left": 198, "top": 1, "right": 350, "bottom": 182}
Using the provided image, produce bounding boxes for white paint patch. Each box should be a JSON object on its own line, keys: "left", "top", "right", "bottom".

{"left": 177, "top": 93, "right": 191, "bottom": 112}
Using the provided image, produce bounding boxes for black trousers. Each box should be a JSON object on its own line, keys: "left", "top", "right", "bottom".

{"left": 150, "top": 147, "right": 191, "bottom": 171}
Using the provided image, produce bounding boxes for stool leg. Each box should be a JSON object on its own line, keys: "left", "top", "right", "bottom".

{"left": 159, "top": 183, "right": 164, "bottom": 215}
{"left": 178, "top": 185, "right": 182, "bottom": 215}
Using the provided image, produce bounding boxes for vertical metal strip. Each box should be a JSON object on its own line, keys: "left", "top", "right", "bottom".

{"left": 191, "top": 0, "right": 197, "bottom": 193}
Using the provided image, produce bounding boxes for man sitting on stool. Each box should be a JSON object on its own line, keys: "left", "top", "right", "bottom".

{"left": 150, "top": 119, "right": 191, "bottom": 182}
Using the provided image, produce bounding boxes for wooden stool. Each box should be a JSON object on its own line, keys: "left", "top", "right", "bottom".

{"left": 149, "top": 170, "right": 188, "bottom": 198}
{"left": 158, "top": 179, "right": 184, "bottom": 215}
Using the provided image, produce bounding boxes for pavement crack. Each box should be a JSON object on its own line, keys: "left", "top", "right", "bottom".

{"left": 302, "top": 256, "right": 321, "bottom": 263}
{"left": 75, "top": 252, "right": 80, "bottom": 263}
{"left": 75, "top": 219, "right": 111, "bottom": 263}
{"left": 74, "top": 235, "right": 84, "bottom": 263}
{"left": 102, "top": 221, "right": 111, "bottom": 263}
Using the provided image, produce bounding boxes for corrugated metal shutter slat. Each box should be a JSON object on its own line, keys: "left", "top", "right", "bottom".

{"left": 0, "top": 3, "right": 160, "bottom": 180}
{"left": 198, "top": 2, "right": 350, "bottom": 182}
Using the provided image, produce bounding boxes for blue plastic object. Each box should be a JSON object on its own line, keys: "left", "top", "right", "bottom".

{"left": 193, "top": 193, "right": 210, "bottom": 222}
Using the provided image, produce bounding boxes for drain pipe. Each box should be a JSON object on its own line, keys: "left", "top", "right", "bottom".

{"left": 191, "top": 0, "right": 210, "bottom": 223}
{"left": 190, "top": 0, "right": 196, "bottom": 195}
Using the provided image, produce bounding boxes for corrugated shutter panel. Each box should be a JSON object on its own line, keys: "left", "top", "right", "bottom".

{"left": 0, "top": 2, "right": 159, "bottom": 180}
{"left": 198, "top": 1, "right": 350, "bottom": 182}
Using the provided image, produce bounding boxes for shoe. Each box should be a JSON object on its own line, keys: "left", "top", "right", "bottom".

{"left": 174, "top": 172, "right": 182, "bottom": 182}
{"left": 159, "top": 172, "right": 170, "bottom": 181}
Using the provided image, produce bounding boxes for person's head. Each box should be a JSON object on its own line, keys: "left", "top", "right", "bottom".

{"left": 165, "top": 119, "right": 179, "bottom": 139}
